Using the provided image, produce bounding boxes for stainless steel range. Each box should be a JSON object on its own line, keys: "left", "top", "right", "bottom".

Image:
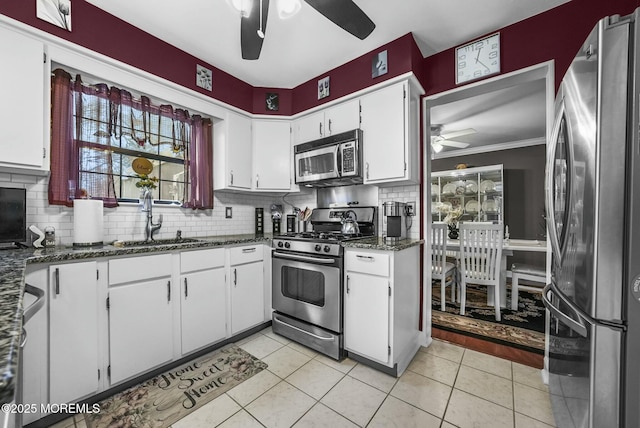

{"left": 271, "top": 206, "right": 376, "bottom": 360}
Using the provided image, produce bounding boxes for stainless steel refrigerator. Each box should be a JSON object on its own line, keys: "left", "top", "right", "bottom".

{"left": 543, "top": 9, "right": 640, "bottom": 428}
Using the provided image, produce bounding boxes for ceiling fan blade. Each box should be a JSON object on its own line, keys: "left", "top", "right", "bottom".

{"left": 304, "top": 0, "right": 375, "bottom": 40}
{"left": 440, "top": 128, "right": 476, "bottom": 140}
{"left": 241, "top": 0, "right": 270, "bottom": 60}
{"left": 439, "top": 140, "right": 470, "bottom": 148}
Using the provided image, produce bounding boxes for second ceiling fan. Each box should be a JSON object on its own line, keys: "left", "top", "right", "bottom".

{"left": 236, "top": 0, "right": 376, "bottom": 60}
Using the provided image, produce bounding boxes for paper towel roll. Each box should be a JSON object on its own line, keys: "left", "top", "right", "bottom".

{"left": 73, "top": 199, "right": 104, "bottom": 247}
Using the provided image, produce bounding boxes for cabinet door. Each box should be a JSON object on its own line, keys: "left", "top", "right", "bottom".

{"left": 109, "top": 278, "right": 173, "bottom": 384}
{"left": 49, "top": 262, "right": 99, "bottom": 404}
{"left": 181, "top": 268, "right": 226, "bottom": 354}
{"left": 230, "top": 261, "right": 264, "bottom": 334}
{"left": 226, "top": 112, "right": 252, "bottom": 189}
{"left": 344, "top": 272, "right": 389, "bottom": 363}
{"left": 295, "top": 111, "right": 324, "bottom": 143}
{"left": 0, "top": 26, "right": 46, "bottom": 169}
{"left": 253, "top": 120, "right": 291, "bottom": 190}
{"left": 325, "top": 98, "right": 360, "bottom": 136}
{"left": 361, "top": 82, "right": 407, "bottom": 183}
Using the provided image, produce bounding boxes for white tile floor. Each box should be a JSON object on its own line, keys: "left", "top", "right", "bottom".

{"left": 52, "top": 327, "right": 556, "bottom": 428}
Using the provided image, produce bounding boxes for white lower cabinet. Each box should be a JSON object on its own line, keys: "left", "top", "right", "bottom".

{"left": 180, "top": 248, "right": 227, "bottom": 355}
{"left": 108, "top": 254, "right": 174, "bottom": 385}
{"left": 49, "top": 261, "right": 100, "bottom": 404}
{"left": 344, "top": 246, "right": 421, "bottom": 375}
{"left": 229, "top": 245, "right": 265, "bottom": 335}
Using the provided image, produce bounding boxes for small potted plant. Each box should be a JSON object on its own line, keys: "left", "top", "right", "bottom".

{"left": 443, "top": 206, "right": 463, "bottom": 239}
{"left": 135, "top": 173, "right": 158, "bottom": 198}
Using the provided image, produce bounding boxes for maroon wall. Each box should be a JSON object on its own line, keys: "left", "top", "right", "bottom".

{"left": 2, "top": 1, "right": 637, "bottom": 114}
{"left": 422, "top": 0, "right": 639, "bottom": 96}
{"left": 0, "top": 1, "right": 254, "bottom": 112}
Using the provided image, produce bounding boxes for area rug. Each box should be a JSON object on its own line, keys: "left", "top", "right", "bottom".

{"left": 432, "top": 283, "right": 546, "bottom": 353}
{"left": 85, "top": 345, "right": 267, "bottom": 428}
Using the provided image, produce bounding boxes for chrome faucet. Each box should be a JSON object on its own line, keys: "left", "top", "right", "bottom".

{"left": 141, "top": 189, "right": 162, "bottom": 241}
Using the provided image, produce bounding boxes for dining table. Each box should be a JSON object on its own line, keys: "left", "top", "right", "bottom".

{"left": 444, "top": 238, "right": 548, "bottom": 308}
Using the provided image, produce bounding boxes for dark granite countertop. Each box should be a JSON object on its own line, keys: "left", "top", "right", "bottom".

{"left": 342, "top": 237, "right": 424, "bottom": 251}
{"left": 0, "top": 233, "right": 271, "bottom": 405}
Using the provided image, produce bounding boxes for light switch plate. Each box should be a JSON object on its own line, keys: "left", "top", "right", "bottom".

{"left": 405, "top": 201, "right": 416, "bottom": 216}
{"left": 225, "top": 207, "right": 232, "bottom": 218}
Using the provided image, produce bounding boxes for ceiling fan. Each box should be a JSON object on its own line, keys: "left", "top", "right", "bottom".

{"left": 229, "top": 0, "right": 376, "bottom": 60}
{"left": 430, "top": 125, "right": 475, "bottom": 153}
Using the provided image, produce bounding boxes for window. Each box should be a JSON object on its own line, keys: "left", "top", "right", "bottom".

{"left": 49, "top": 69, "right": 213, "bottom": 209}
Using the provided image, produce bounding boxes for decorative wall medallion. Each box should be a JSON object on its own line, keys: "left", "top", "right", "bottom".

{"left": 266, "top": 93, "right": 279, "bottom": 111}
{"left": 318, "top": 76, "right": 330, "bottom": 99}
{"left": 37, "top": 0, "right": 72, "bottom": 31}
{"left": 372, "top": 50, "right": 388, "bottom": 78}
{"left": 196, "top": 65, "right": 213, "bottom": 91}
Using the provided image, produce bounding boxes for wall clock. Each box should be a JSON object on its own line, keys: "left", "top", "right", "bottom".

{"left": 455, "top": 33, "right": 500, "bottom": 84}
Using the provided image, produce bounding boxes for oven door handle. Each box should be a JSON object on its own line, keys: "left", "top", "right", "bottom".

{"left": 273, "top": 252, "right": 336, "bottom": 264}
{"left": 273, "top": 315, "right": 335, "bottom": 341}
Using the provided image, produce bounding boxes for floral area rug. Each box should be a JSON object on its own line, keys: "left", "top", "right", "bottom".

{"left": 85, "top": 346, "right": 267, "bottom": 428}
{"left": 432, "top": 283, "right": 546, "bottom": 353}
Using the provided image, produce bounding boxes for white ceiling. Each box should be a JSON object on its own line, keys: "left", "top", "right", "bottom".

{"left": 85, "top": 0, "right": 570, "bottom": 89}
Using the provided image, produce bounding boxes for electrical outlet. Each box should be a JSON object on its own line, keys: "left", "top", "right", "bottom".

{"left": 405, "top": 201, "right": 416, "bottom": 216}
{"left": 225, "top": 207, "right": 233, "bottom": 218}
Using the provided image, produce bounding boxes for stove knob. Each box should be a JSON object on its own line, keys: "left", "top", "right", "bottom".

{"left": 323, "top": 245, "right": 331, "bottom": 253}
{"left": 314, "top": 244, "right": 322, "bottom": 252}
{"left": 284, "top": 242, "right": 291, "bottom": 249}
{"left": 277, "top": 241, "right": 284, "bottom": 248}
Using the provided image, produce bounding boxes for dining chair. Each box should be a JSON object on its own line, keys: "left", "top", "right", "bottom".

{"left": 510, "top": 263, "right": 546, "bottom": 310}
{"left": 458, "top": 223, "right": 504, "bottom": 321}
{"left": 431, "top": 222, "right": 457, "bottom": 311}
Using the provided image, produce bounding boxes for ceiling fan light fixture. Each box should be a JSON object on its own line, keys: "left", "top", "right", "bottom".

{"left": 227, "top": 0, "right": 252, "bottom": 17}
{"left": 276, "top": 0, "right": 301, "bottom": 19}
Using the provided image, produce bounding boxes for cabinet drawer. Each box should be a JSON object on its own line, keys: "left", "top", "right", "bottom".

{"left": 346, "top": 251, "right": 389, "bottom": 277}
{"left": 109, "top": 254, "right": 173, "bottom": 285}
{"left": 229, "top": 245, "right": 263, "bottom": 265}
{"left": 181, "top": 248, "right": 225, "bottom": 273}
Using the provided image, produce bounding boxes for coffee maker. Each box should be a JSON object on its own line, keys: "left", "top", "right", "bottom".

{"left": 382, "top": 201, "right": 406, "bottom": 242}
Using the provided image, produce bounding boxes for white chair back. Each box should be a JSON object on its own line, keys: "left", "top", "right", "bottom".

{"left": 459, "top": 223, "right": 503, "bottom": 284}
{"left": 431, "top": 223, "right": 448, "bottom": 274}
{"left": 458, "top": 223, "right": 504, "bottom": 321}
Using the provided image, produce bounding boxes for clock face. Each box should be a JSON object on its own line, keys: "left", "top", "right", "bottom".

{"left": 456, "top": 33, "right": 500, "bottom": 84}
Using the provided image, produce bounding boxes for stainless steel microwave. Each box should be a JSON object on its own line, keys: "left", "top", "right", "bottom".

{"left": 294, "top": 129, "right": 362, "bottom": 187}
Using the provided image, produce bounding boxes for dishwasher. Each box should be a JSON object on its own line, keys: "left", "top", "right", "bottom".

{"left": 2, "top": 284, "right": 45, "bottom": 428}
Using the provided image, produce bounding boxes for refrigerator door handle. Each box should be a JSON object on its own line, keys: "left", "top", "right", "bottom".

{"left": 545, "top": 100, "right": 567, "bottom": 263}
{"left": 542, "top": 282, "right": 589, "bottom": 337}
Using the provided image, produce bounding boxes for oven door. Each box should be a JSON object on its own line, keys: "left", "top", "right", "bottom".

{"left": 272, "top": 251, "right": 342, "bottom": 333}
{"left": 294, "top": 145, "right": 339, "bottom": 184}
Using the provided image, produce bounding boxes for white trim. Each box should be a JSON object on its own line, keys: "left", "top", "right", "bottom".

{"left": 432, "top": 137, "right": 546, "bottom": 159}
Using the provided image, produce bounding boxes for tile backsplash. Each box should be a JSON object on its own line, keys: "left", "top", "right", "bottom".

{"left": 2, "top": 172, "right": 420, "bottom": 246}
{"left": 2, "top": 173, "right": 316, "bottom": 246}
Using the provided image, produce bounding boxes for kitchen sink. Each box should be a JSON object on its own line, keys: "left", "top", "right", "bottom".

{"left": 113, "top": 237, "right": 202, "bottom": 247}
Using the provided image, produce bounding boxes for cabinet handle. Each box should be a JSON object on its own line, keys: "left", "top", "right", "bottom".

{"left": 346, "top": 275, "right": 350, "bottom": 294}
{"left": 356, "top": 255, "right": 375, "bottom": 261}
{"left": 55, "top": 268, "right": 60, "bottom": 295}
{"left": 366, "top": 162, "right": 369, "bottom": 180}
{"left": 319, "top": 122, "right": 323, "bottom": 136}
{"left": 328, "top": 119, "right": 332, "bottom": 134}
{"left": 256, "top": 174, "right": 259, "bottom": 188}
{"left": 230, "top": 171, "right": 234, "bottom": 185}
{"left": 242, "top": 247, "right": 256, "bottom": 253}
{"left": 234, "top": 268, "right": 237, "bottom": 286}
{"left": 167, "top": 281, "right": 171, "bottom": 302}
{"left": 184, "top": 278, "right": 188, "bottom": 299}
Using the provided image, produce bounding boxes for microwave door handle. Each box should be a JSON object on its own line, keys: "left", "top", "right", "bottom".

{"left": 336, "top": 145, "right": 342, "bottom": 176}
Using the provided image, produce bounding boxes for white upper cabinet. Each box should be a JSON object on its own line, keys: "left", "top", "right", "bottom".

{"left": 294, "top": 98, "right": 360, "bottom": 144}
{"left": 360, "top": 79, "right": 422, "bottom": 186}
{"left": 214, "top": 111, "right": 253, "bottom": 190}
{"left": 253, "top": 120, "right": 292, "bottom": 191}
{"left": 0, "top": 25, "right": 48, "bottom": 174}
